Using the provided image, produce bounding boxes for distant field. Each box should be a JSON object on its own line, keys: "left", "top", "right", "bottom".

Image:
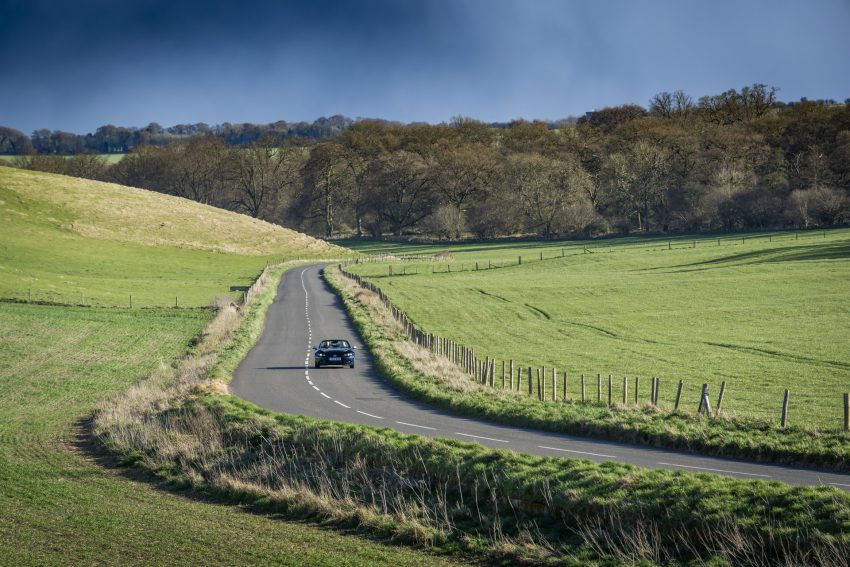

{"left": 0, "top": 168, "right": 344, "bottom": 306}
{"left": 343, "top": 229, "right": 850, "bottom": 429}
{"left": 0, "top": 153, "right": 125, "bottom": 164}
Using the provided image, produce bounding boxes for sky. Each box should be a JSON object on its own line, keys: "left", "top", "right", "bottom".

{"left": 1, "top": 0, "right": 849, "bottom": 134}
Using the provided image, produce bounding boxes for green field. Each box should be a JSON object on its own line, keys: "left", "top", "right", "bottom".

{"left": 0, "top": 153, "right": 126, "bottom": 164}
{"left": 342, "top": 230, "right": 850, "bottom": 429}
{"left": 0, "top": 168, "right": 345, "bottom": 306}
{"left": 0, "top": 302, "right": 458, "bottom": 565}
{"left": 0, "top": 170, "right": 449, "bottom": 564}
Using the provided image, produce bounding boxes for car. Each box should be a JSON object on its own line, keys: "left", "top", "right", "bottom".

{"left": 313, "top": 339, "right": 356, "bottom": 368}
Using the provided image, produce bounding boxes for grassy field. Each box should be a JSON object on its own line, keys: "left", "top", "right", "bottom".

{"left": 0, "top": 302, "right": 458, "bottom": 565}
{"left": 0, "top": 153, "right": 126, "bottom": 164}
{"left": 342, "top": 229, "right": 850, "bottom": 429}
{"left": 0, "top": 170, "right": 449, "bottom": 564}
{"left": 0, "top": 168, "right": 346, "bottom": 306}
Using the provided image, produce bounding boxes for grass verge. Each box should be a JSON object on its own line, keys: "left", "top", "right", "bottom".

{"left": 325, "top": 265, "right": 850, "bottom": 470}
{"left": 95, "top": 264, "right": 850, "bottom": 565}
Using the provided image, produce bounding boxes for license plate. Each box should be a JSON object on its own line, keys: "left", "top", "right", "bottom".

{"left": 329, "top": 357, "right": 340, "bottom": 362}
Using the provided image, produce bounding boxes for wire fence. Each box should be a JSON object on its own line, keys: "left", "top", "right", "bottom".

{"left": 356, "top": 228, "right": 845, "bottom": 277}
{"left": 338, "top": 262, "right": 850, "bottom": 432}
{"left": 0, "top": 258, "right": 304, "bottom": 310}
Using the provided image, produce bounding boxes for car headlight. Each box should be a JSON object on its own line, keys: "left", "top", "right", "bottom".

{"left": 316, "top": 352, "right": 326, "bottom": 357}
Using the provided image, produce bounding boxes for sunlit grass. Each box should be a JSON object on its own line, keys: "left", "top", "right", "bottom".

{"left": 344, "top": 229, "right": 850, "bottom": 429}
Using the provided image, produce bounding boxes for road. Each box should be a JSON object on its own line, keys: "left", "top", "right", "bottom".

{"left": 230, "top": 264, "right": 850, "bottom": 490}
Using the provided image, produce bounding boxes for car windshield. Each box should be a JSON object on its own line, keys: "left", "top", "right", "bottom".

{"left": 320, "top": 340, "right": 350, "bottom": 349}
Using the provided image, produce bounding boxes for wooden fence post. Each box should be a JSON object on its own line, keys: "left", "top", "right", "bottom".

{"left": 649, "top": 377, "right": 655, "bottom": 405}
{"left": 675, "top": 380, "right": 683, "bottom": 411}
{"left": 608, "top": 374, "right": 613, "bottom": 405}
{"left": 633, "top": 376, "right": 638, "bottom": 405}
{"left": 538, "top": 368, "right": 543, "bottom": 401}
{"left": 489, "top": 360, "right": 495, "bottom": 387}
{"left": 501, "top": 360, "right": 506, "bottom": 389}
{"left": 781, "top": 389, "right": 789, "bottom": 428}
{"left": 129, "top": 295, "right": 133, "bottom": 309}
{"left": 580, "top": 374, "right": 585, "bottom": 402}
{"left": 716, "top": 381, "right": 726, "bottom": 416}
{"left": 698, "top": 384, "right": 711, "bottom": 415}
{"left": 596, "top": 373, "right": 601, "bottom": 403}
{"left": 516, "top": 367, "right": 522, "bottom": 392}
{"left": 622, "top": 376, "right": 627, "bottom": 405}
{"left": 563, "top": 370, "right": 568, "bottom": 401}
{"left": 552, "top": 367, "right": 556, "bottom": 401}
{"left": 528, "top": 367, "right": 533, "bottom": 396}
{"left": 844, "top": 393, "right": 849, "bottom": 432}
{"left": 509, "top": 360, "right": 514, "bottom": 389}
{"left": 518, "top": 256, "right": 522, "bottom": 265}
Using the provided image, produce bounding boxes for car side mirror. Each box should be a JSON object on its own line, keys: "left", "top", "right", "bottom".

{"left": 312, "top": 346, "right": 317, "bottom": 350}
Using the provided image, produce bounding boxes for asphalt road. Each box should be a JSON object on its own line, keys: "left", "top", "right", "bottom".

{"left": 230, "top": 264, "right": 850, "bottom": 491}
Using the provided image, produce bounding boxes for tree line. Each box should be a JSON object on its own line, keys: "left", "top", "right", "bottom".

{"left": 0, "top": 116, "right": 354, "bottom": 155}
{"left": 3, "top": 84, "right": 849, "bottom": 238}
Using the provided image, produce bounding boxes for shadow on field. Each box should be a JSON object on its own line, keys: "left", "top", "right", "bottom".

{"left": 655, "top": 241, "right": 850, "bottom": 273}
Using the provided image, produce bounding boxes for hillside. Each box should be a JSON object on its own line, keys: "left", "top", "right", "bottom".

{"left": 0, "top": 169, "right": 455, "bottom": 565}
{"left": 0, "top": 168, "right": 345, "bottom": 306}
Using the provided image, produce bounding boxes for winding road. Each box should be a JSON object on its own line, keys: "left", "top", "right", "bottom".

{"left": 230, "top": 264, "right": 850, "bottom": 490}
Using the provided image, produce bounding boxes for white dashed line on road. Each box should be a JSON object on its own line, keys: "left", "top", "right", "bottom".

{"left": 455, "top": 432, "right": 509, "bottom": 443}
{"left": 657, "top": 462, "right": 770, "bottom": 478}
{"left": 538, "top": 445, "right": 617, "bottom": 459}
{"left": 828, "top": 482, "right": 850, "bottom": 488}
{"left": 312, "top": 385, "right": 320, "bottom": 391}
{"left": 356, "top": 410, "right": 384, "bottom": 419}
{"left": 395, "top": 421, "right": 436, "bottom": 431}
{"left": 320, "top": 392, "right": 331, "bottom": 399}
{"left": 334, "top": 400, "right": 351, "bottom": 409}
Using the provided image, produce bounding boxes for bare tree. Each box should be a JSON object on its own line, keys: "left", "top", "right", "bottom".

{"left": 233, "top": 138, "right": 303, "bottom": 219}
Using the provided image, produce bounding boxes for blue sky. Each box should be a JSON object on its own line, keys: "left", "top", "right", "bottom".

{"left": 1, "top": 0, "right": 848, "bottom": 134}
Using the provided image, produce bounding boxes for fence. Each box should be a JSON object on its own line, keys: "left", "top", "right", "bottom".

{"left": 0, "top": 258, "right": 300, "bottom": 310}
{"left": 337, "top": 263, "right": 850, "bottom": 431}
{"left": 356, "top": 228, "right": 844, "bottom": 278}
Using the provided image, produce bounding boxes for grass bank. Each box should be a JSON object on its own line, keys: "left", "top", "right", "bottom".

{"left": 95, "top": 265, "right": 850, "bottom": 565}
{"left": 326, "top": 264, "right": 850, "bottom": 470}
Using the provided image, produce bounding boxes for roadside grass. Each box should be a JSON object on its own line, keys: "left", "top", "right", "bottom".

{"left": 341, "top": 229, "right": 850, "bottom": 430}
{"left": 94, "top": 266, "right": 850, "bottom": 565}
{"left": 0, "top": 168, "right": 347, "bottom": 306}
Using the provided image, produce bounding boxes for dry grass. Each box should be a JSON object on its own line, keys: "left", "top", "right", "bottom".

{"left": 340, "top": 274, "right": 525, "bottom": 399}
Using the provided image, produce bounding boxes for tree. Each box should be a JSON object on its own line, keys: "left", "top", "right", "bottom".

{"left": 171, "top": 136, "right": 232, "bottom": 206}
{"left": 232, "top": 138, "right": 302, "bottom": 219}
{"left": 504, "top": 153, "right": 594, "bottom": 236}
{"left": 300, "top": 142, "right": 356, "bottom": 237}
{"left": 601, "top": 142, "right": 670, "bottom": 232}
{"left": 0, "top": 127, "right": 33, "bottom": 154}
{"left": 362, "top": 151, "right": 435, "bottom": 236}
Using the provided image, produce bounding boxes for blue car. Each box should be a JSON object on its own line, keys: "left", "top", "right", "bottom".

{"left": 313, "top": 339, "right": 356, "bottom": 368}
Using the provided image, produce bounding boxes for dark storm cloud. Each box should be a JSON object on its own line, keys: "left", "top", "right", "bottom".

{"left": 1, "top": 0, "right": 848, "bottom": 134}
